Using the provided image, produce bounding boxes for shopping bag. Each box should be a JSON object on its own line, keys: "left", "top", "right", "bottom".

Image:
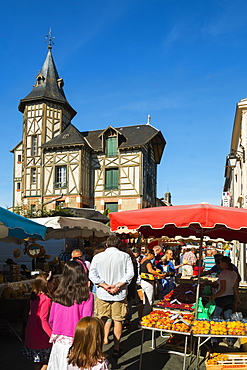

{"left": 205, "top": 300, "right": 216, "bottom": 315}
{"left": 201, "top": 285, "right": 211, "bottom": 296}
{"left": 192, "top": 297, "right": 209, "bottom": 319}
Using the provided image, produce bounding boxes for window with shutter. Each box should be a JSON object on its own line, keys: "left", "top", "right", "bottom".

{"left": 105, "top": 168, "right": 118, "bottom": 190}
{"left": 106, "top": 136, "right": 117, "bottom": 156}
{"left": 105, "top": 202, "right": 118, "bottom": 213}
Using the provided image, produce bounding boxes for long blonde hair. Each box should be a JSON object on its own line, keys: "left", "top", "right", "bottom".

{"left": 68, "top": 317, "right": 105, "bottom": 368}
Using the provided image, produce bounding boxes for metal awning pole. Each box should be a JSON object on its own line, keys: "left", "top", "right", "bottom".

{"left": 195, "top": 232, "right": 204, "bottom": 318}
{"left": 240, "top": 242, "right": 247, "bottom": 283}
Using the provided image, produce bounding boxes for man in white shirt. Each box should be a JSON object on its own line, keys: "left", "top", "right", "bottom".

{"left": 89, "top": 235, "right": 134, "bottom": 358}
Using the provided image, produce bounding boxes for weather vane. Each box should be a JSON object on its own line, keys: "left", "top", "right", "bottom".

{"left": 45, "top": 28, "right": 55, "bottom": 50}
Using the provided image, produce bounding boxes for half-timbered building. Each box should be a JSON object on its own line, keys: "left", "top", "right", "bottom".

{"left": 12, "top": 44, "right": 166, "bottom": 215}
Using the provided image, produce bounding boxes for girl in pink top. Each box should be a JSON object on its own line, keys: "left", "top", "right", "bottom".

{"left": 22, "top": 272, "right": 54, "bottom": 370}
{"left": 67, "top": 316, "right": 108, "bottom": 370}
{"left": 47, "top": 261, "right": 94, "bottom": 370}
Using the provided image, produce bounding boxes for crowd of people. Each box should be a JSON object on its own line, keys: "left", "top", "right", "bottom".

{"left": 22, "top": 237, "right": 240, "bottom": 369}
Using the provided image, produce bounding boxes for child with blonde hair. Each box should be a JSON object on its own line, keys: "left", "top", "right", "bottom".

{"left": 67, "top": 316, "right": 108, "bottom": 370}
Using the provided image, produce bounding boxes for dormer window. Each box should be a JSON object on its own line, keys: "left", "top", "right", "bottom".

{"left": 99, "top": 126, "right": 125, "bottom": 156}
{"left": 106, "top": 135, "right": 117, "bottom": 156}
{"left": 35, "top": 73, "right": 45, "bottom": 86}
{"left": 57, "top": 78, "right": 64, "bottom": 89}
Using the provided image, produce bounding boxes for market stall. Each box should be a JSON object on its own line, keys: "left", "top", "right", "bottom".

{"left": 110, "top": 203, "right": 247, "bottom": 367}
{"left": 0, "top": 273, "right": 61, "bottom": 342}
{"left": 139, "top": 309, "right": 192, "bottom": 370}
{"left": 0, "top": 208, "right": 48, "bottom": 340}
{"left": 110, "top": 203, "right": 247, "bottom": 317}
{"left": 139, "top": 308, "right": 247, "bottom": 370}
{"left": 0, "top": 278, "right": 35, "bottom": 338}
{"left": 0, "top": 207, "right": 47, "bottom": 279}
{"left": 192, "top": 319, "right": 247, "bottom": 369}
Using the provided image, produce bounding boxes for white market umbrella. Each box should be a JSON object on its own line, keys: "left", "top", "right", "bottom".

{"left": 31, "top": 216, "right": 111, "bottom": 239}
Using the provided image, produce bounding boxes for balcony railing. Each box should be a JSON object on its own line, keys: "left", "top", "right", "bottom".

{"left": 54, "top": 181, "right": 67, "bottom": 189}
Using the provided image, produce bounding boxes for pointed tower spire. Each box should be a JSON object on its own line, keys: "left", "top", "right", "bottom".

{"left": 18, "top": 32, "right": 76, "bottom": 119}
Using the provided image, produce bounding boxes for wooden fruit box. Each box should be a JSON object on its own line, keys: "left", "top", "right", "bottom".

{"left": 206, "top": 352, "right": 247, "bottom": 369}
{"left": 158, "top": 334, "right": 191, "bottom": 354}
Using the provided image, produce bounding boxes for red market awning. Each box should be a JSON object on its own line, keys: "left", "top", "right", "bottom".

{"left": 110, "top": 203, "right": 247, "bottom": 243}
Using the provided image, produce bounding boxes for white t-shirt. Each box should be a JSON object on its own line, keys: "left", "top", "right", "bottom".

{"left": 217, "top": 269, "right": 237, "bottom": 297}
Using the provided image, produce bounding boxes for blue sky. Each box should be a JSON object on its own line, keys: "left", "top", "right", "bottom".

{"left": 1, "top": 0, "right": 247, "bottom": 208}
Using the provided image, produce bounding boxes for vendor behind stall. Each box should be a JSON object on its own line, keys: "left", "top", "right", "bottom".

{"left": 199, "top": 253, "right": 241, "bottom": 283}
{"left": 210, "top": 256, "right": 241, "bottom": 347}
{"left": 203, "top": 249, "right": 215, "bottom": 271}
{"left": 210, "top": 256, "right": 240, "bottom": 316}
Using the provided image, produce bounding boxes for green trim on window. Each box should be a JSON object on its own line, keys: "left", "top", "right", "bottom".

{"left": 105, "top": 202, "right": 118, "bottom": 213}
{"left": 105, "top": 168, "right": 118, "bottom": 190}
{"left": 106, "top": 136, "right": 117, "bottom": 156}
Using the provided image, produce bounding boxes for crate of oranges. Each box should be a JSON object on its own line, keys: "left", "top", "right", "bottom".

{"left": 227, "top": 321, "right": 246, "bottom": 336}
{"left": 192, "top": 319, "right": 210, "bottom": 335}
{"left": 209, "top": 320, "right": 228, "bottom": 336}
{"left": 140, "top": 310, "right": 193, "bottom": 332}
{"left": 206, "top": 352, "right": 247, "bottom": 369}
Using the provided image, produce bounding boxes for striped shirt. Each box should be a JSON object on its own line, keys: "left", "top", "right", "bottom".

{"left": 203, "top": 256, "right": 215, "bottom": 271}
